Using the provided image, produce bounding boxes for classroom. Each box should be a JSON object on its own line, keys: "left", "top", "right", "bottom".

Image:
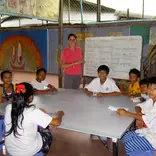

{"left": 0, "top": 0, "right": 155, "bottom": 156}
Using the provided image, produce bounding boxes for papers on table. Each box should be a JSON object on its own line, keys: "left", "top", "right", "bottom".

{"left": 108, "top": 105, "right": 129, "bottom": 111}
{"left": 44, "top": 86, "right": 49, "bottom": 90}
{"left": 131, "top": 97, "right": 141, "bottom": 103}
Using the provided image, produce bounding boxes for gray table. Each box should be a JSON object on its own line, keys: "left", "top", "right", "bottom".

{"left": 32, "top": 89, "right": 135, "bottom": 156}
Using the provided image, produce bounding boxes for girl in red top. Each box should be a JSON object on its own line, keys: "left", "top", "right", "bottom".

{"left": 61, "top": 34, "right": 85, "bottom": 89}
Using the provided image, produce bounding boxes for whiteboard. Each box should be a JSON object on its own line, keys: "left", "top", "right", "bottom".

{"left": 83, "top": 36, "right": 142, "bottom": 79}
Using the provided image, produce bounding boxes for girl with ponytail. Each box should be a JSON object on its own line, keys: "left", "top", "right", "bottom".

{"left": 5, "top": 82, "right": 64, "bottom": 156}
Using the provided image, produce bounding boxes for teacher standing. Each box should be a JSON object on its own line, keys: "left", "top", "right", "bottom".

{"left": 61, "top": 33, "right": 85, "bottom": 89}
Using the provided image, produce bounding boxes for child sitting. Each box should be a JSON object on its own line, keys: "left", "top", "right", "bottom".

{"left": 31, "top": 67, "right": 57, "bottom": 94}
{"left": 5, "top": 82, "right": 64, "bottom": 156}
{"left": 128, "top": 68, "right": 141, "bottom": 97}
{"left": 117, "top": 76, "right": 156, "bottom": 155}
{"left": 83, "top": 65, "right": 120, "bottom": 97}
{"left": 140, "top": 78, "right": 149, "bottom": 101}
{"left": 135, "top": 78, "right": 149, "bottom": 129}
{"left": 0, "top": 70, "right": 15, "bottom": 103}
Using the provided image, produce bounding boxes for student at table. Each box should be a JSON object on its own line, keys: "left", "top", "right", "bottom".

{"left": 140, "top": 78, "right": 149, "bottom": 101}
{"left": 5, "top": 82, "right": 64, "bottom": 156}
{"left": 31, "top": 67, "right": 57, "bottom": 94}
{"left": 83, "top": 65, "right": 121, "bottom": 97}
{"left": 60, "top": 33, "right": 85, "bottom": 89}
{"left": 128, "top": 68, "right": 141, "bottom": 97}
{"left": 117, "top": 76, "right": 156, "bottom": 155}
{"left": 135, "top": 78, "right": 150, "bottom": 129}
{"left": 0, "top": 70, "right": 15, "bottom": 103}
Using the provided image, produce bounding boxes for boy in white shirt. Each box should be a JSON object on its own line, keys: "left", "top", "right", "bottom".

{"left": 31, "top": 67, "right": 57, "bottom": 94}
{"left": 135, "top": 78, "right": 150, "bottom": 129}
{"left": 117, "top": 76, "right": 156, "bottom": 155}
{"left": 83, "top": 65, "right": 120, "bottom": 97}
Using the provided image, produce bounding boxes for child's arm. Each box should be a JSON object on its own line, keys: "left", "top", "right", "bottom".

{"left": 33, "top": 89, "right": 52, "bottom": 94}
{"left": 0, "top": 93, "right": 5, "bottom": 103}
{"left": 135, "top": 107, "right": 145, "bottom": 128}
{"left": 50, "top": 111, "right": 64, "bottom": 126}
{"left": 122, "top": 92, "right": 129, "bottom": 96}
{"left": 97, "top": 92, "right": 121, "bottom": 97}
{"left": 83, "top": 79, "right": 97, "bottom": 97}
{"left": 0, "top": 88, "right": 4, "bottom": 103}
{"left": 0, "top": 93, "right": 2, "bottom": 103}
{"left": 136, "top": 119, "right": 145, "bottom": 128}
{"left": 32, "top": 109, "right": 64, "bottom": 129}
{"left": 117, "top": 109, "right": 143, "bottom": 121}
{"left": 83, "top": 88, "right": 93, "bottom": 97}
{"left": 40, "top": 108, "right": 48, "bottom": 113}
{"left": 135, "top": 106, "right": 142, "bottom": 114}
{"left": 47, "top": 84, "right": 57, "bottom": 92}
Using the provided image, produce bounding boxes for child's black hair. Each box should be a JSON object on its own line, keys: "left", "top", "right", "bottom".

{"left": 7, "top": 82, "right": 34, "bottom": 137}
{"left": 1, "top": 70, "right": 12, "bottom": 80}
{"left": 139, "top": 78, "right": 149, "bottom": 86}
{"left": 97, "top": 65, "right": 109, "bottom": 74}
{"left": 68, "top": 33, "right": 77, "bottom": 40}
{"left": 129, "top": 68, "right": 140, "bottom": 78}
{"left": 148, "top": 77, "right": 156, "bottom": 85}
{"left": 36, "top": 67, "right": 47, "bottom": 75}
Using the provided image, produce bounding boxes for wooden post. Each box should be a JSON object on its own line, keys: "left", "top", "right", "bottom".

{"left": 142, "top": 0, "right": 144, "bottom": 18}
{"left": 58, "top": 0, "right": 63, "bottom": 88}
{"left": 67, "top": 0, "right": 71, "bottom": 23}
{"left": 97, "top": 0, "right": 101, "bottom": 22}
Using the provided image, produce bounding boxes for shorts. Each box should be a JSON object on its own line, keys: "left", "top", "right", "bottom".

{"left": 38, "top": 127, "right": 52, "bottom": 155}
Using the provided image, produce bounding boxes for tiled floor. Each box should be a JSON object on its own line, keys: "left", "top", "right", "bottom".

{"left": 0, "top": 128, "right": 126, "bottom": 156}
{"left": 47, "top": 128, "right": 126, "bottom": 156}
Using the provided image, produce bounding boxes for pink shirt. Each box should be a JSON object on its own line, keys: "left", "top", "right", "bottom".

{"left": 61, "top": 46, "right": 82, "bottom": 75}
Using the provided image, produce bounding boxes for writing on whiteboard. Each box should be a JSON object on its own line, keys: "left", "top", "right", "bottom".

{"left": 84, "top": 36, "right": 142, "bottom": 79}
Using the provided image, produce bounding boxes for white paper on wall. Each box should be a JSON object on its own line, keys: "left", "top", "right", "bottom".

{"left": 18, "top": 0, "right": 27, "bottom": 14}
{"left": 7, "top": 0, "right": 18, "bottom": 13}
{"left": 36, "top": 0, "right": 59, "bottom": 19}
{"left": 149, "top": 27, "right": 156, "bottom": 45}
{"left": 27, "top": 0, "right": 36, "bottom": 16}
{"left": 0, "top": 0, "right": 6, "bottom": 12}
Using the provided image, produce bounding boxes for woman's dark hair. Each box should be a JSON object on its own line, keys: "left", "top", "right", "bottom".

{"left": 36, "top": 67, "right": 47, "bottom": 76}
{"left": 97, "top": 65, "right": 109, "bottom": 74}
{"left": 7, "top": 82, "right": 34, "bottom": 137}
{"left": 68, "top": 33, "right": 77, "bottom": 40}
{"left": 129, "top": 68, "right": 140, "bottom": 78}
{"left": 1, "top": 70, "right": 12, "bottom": 80}
{"left": 139, "top": 78, "right": 149, "bottom": 86}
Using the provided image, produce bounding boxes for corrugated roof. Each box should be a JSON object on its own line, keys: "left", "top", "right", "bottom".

{"left": 77, "top": 0, "right": 115, "bottom": 12}
{"left": 1, "top": 0, "right": 115, "bottom": 24}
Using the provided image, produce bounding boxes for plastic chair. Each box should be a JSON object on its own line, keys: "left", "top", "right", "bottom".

{"left": 0, "top": 119, "right": 5, "bottom": 150}
{"left": 129, "top": 150, "right": 156, "bottom": 156}
{"left": 35, "top": 152, "right": 43, "bottom": 156}
{"left": 8, "top": 152, "right": 43, "bottom": 156}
